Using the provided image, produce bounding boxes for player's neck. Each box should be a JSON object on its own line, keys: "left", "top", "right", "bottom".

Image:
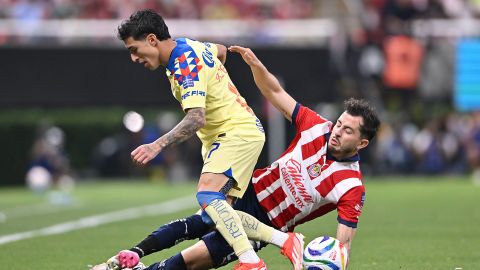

{"left": 158, "top": 39, "right": 177, "bottom": 67}
{"left": 330, "top": 150, "right": 357, "bottom": 161}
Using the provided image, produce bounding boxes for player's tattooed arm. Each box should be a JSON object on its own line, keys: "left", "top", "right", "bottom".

{"left": 130, "top": 108, "right": 205, "bottom": 165}
{"left": 155, "top": 107, "right": 206, "bottom": 149}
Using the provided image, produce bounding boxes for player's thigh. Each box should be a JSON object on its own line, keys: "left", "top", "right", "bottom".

{"left": 197, "top": 172, "right": 230, "bottom": 192}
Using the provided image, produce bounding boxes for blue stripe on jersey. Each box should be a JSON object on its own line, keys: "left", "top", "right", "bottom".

{"left": 166, "top": 38, "right": 190, "bottom": 70}
{"left": 337, "top": 216, "right": 358, "bottom": 228}
{"left": 166, "top": 38, "right": 204, "bottom": 89}
{"left": 292, "top": 102, "right": 302, "bottom": 125}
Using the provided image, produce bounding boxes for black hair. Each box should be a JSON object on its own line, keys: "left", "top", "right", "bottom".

{"left": 344, "top": 98, "right": 380, "bottom": 140}
{"left": 117, "top": 9, "right": 171, "bottom": 41}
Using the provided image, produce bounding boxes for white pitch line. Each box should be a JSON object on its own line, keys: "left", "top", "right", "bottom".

{"left": 1, "top": 201, "right": 84, "bottom": 220}
{"left": 0, "top": 195, "right": 197, "bottom": 245}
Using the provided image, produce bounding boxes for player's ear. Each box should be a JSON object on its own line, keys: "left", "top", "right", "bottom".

{"left": 357, "top": 138, "right": 369, "bottom": 151}
{"left": 147, "top": 34, "right": 157, "bottom": 46}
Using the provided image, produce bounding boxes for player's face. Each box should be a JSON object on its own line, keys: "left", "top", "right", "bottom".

{"left": 328, "top": 112, "right": 369, "bottom": 159}
{"left": 124, "top": 36, "right": 161, "bottom": 70}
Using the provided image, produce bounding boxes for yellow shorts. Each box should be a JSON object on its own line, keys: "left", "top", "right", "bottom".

{"left": 201, "top": 134, "right": 264, "bottom": 199}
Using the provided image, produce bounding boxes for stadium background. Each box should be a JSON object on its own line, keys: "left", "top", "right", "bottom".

{"left": 1, "top": 1, "right": 480, "bottom": 269}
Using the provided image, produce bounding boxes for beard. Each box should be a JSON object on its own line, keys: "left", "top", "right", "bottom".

{"left": 327, "top": 142, "right": 356, "bottom": 160}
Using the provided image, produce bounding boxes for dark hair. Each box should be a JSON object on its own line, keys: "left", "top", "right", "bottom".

{"left": 117, "top": 9, "right": 171, "bottom": 41}
{"left": 344, "top": 98, "right": 380, "bottom": 140}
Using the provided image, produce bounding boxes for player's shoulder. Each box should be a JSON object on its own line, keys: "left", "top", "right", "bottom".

{"left": 173, "top": 38, "right": 196, "bottom": 56}
{"left": 166, "top": 38, "right": 202, "bottom": 70}
{"left": 177, "top": 38, "right": 210, "bottom": 53}
{"left": 294, "top": 104, "right": 332, "bottom": 130}
{"left": 167, "top": 38, "right": 215, "bottom": 69}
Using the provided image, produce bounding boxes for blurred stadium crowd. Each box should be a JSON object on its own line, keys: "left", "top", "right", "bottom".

{"left": 1, "top": 0, "right": 480, "bottom": 20}
{"left": 3, "top": 0, "right": 480, "bottom": 183}
{"left": 0, "top": 0, "right": 317, "bottom": 20}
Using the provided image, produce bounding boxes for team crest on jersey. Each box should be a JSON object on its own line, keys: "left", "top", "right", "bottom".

{"left": 307, "top": 163, "right": 321, "bottom": 179}
{"left": 171, "top": 50, "right": 203, "bottom": 89}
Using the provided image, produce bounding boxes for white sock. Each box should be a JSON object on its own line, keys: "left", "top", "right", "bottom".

{"left": 238, "top": 249, "right": 260, "bottom": 264}
{"left": 270, "top": 230, "right": 289, "bottom": 247}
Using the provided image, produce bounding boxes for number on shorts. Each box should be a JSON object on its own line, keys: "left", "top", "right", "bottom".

{"left": 207, "top": 142, "right": 220, "bottom": 158}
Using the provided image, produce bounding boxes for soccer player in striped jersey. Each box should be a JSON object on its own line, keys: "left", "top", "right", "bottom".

{"left": 186, "top": 46, "right": 379, "bottom": 269}
{"left": 224, "top": 45, "right": 379, "bottom": 251}
{"left": 97, "top": 46, "right": 379, "bottom": 270}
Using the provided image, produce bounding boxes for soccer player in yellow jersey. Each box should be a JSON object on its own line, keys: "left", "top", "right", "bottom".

{"left": 116, "top": 9, "right": 266, "bottom": 270}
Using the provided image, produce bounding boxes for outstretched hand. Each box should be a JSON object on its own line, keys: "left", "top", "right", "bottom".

{"left": 228, "top": 46, "right": 262, "bottom": 68}
{"left": 131, "top": 143, "right": 161, "bottom": 165}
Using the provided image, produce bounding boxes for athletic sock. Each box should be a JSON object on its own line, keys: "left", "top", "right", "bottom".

{"left": 204, "top": 199, "right": 260, "bottom": 263}
{"left": 238, "top": 249, "right": 260, "bottom": 263}
{"left": 236, "top": 210, "right": 288, "bottom": 247}
{"left": 269, "top": 230, "right": 289, "bottom": 247}
{"left": 131, "top": 214, "right": 210, "bottom": 257}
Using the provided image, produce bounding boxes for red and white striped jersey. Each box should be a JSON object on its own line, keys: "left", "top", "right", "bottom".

{"left": 252, "top": 104, "right": 365, "bottom": 232}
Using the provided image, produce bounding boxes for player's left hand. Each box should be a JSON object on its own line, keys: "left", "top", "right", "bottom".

{"left": 131, "top": 143, "right": 161, "bottom": 165}
{"left": 228, "top": 46, "right": 262, "bottom": 68}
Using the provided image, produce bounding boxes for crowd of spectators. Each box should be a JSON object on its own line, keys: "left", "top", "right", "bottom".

{"left": 0, "top": 0, "right": 318, "bottom": 20}
{"left": 1, "top": 0, "right": 480, "bottom": 21}
{"left": 371, "top": 111, "right": 480, "bottom": 176}
{"left": 3, "top": 0, "right": 480, "bottom": 177}
{"left": 327, "top": 0, "right": 480, "bottom": 176}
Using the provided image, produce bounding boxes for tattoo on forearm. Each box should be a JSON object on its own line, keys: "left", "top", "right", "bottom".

{"left": 159, "top": 108, "right": 205, "bottom": 148}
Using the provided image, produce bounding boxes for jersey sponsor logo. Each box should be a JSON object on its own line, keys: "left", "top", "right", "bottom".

{"left": 202, "top": 44, "right": 215, "bottom": 68}
{"left": 256, "top": 118, "right": 265, "bottom": 133}
{"left": 170, "top": 49, "right": 203, "bottom": 89}
{"left": 181, "top": 90, "right": 206, "bottom": 100}
{"left": 307, "top": 163, "right": 321, "bottom": 179}
{"left": 281, "top": 158, "right": 314, "bottom": 209}
{"left": 355, "top": 192, "right": 366, "bottom": 212}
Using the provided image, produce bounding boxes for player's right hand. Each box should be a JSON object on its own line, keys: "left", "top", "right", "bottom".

{"left": 131, "top": 143, "right": 161, "bottom": 165}
{"left": 116, "top": 250, "right": 140, "bottom": 269}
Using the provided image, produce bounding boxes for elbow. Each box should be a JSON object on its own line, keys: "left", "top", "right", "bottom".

{"left": 216, "top": 44, "right": 227, "bottom": 64}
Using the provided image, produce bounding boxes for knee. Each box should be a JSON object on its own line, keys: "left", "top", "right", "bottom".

{"left": 195, "top": 191, "right": 226, "bottom": 209}
{"left": 196, "top": 191, "right": 226, "bottom": 226}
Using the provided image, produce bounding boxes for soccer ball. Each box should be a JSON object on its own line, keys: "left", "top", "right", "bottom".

{"left": 303, "top": 236, "right": 348, "bottom": 270}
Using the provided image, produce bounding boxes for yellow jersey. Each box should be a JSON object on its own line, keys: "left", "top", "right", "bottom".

{"left": 165, "top": 38, "right": 265, "bottom": 147}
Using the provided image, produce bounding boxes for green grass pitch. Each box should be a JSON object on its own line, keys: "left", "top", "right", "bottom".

{"left": 0, "top": 176, "right": 479, "bottom": 269}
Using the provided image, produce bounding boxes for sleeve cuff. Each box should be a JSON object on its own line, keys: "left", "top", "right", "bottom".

{"left": 291, "top": 103, "right": 301, "bottom": 125}
{"left": 337, "top": 216, "right": 358, "bottom": 228}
